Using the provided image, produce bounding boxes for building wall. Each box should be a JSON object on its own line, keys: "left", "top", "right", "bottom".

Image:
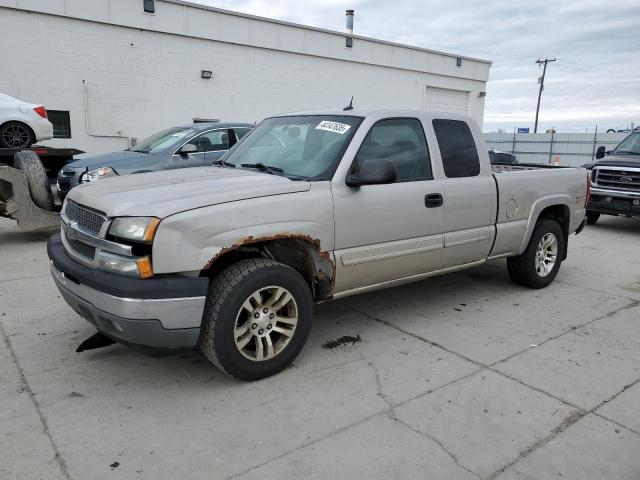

{"left": 0, "top": 2, "right": 489, "bottom": 154}
{"left": 484, "top": 132, "right": 628, "bottom": 166}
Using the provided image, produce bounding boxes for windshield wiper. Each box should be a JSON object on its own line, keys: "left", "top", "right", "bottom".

{"left": 613, "top": 150, "right": 640, "bottom": 155}
{"left": 240, "top": 163, "right": 284, "bottom": 175}
{"left": 211, "top": 159, "right": 236, "bottom": 167}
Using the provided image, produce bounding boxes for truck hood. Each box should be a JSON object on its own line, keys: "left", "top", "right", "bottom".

{"left": 594, "top": 155, "right": 640, "bottom": 169}
{"left": 68, "top": 166, "right": 311, "bottom": 218}
{"left": 65, "top": 150, "right": 155, "bottom": 170}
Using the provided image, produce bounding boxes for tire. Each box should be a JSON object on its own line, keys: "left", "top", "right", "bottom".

{"left": 0, "top": 121, "right": 35, "bottom": 148}
{"left": 13, "top": 150, "right": 55, "bottom": 210}
{"left": 586, "top": 211, "right": 600, "bottom": 225}
{"left": 199, "top": 258, "right": 313, "bottom": 381}
{"left": 507, "top": 218, "right": 565, "bottom": 289}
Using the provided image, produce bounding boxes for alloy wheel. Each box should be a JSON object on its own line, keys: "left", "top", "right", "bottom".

{"left": 535, "top": 232, "right": 558, "bottom": 277}
{"left": 234, "top": 286, "right": 298, "bottom": 361}
{"left": 2, "top": 124, "right": 31, "bottom": 148}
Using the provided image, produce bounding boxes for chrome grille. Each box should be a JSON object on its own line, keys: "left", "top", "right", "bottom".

{"left": 66, "top": 237, "right": 96, "bottom": 260}
{"left": 594, "top": 168, "right": 640, "bottom": 192}
{"left": 65, "top": 200, "right": 106, "bottom": 235}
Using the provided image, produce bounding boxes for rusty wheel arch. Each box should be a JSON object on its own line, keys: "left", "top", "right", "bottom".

{"left": 201, "top": 234, "right": 335, "bottom": 302}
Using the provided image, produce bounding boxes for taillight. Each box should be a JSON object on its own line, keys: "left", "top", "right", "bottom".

{"left": 585, "top": 173, "right": 591, "bottom": 207}
{"left": 33, "top": 106, "right": 47, "bottom": 118}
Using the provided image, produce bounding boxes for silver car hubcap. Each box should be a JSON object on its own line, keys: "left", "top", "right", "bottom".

{"left": 234, "top": 286, "right": 298, "bottom": 361}
{"left": 535, "top": 233, "right": 558, "bottom": 277}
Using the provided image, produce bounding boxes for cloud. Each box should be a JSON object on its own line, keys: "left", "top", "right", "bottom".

{"left": 192, "top": 0, "right": 640, "bottom": 131}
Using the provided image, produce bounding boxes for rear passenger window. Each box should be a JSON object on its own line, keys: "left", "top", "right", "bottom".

{"left": 433, "top": 119, "right": 480, "bottom": 178}
{"left": 355, "top": 118, "right": 432, "bottom": 182}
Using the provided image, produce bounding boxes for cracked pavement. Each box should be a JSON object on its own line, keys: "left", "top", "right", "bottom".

{"left": 2, "top": 215, "right": 640, "bottom": 479}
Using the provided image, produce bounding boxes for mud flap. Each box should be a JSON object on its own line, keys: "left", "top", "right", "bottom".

{"left": 76, "top": 332, "right": 116, "bottom": 352}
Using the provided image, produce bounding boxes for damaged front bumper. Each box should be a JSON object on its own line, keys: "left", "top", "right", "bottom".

{"left": 48, "top": 234, "right": 209, "bottom": 354}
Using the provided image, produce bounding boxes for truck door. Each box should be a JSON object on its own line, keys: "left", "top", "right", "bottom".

{"left": 332, "top": 117, "right": 445, "bottom": 294}
{"left": 432, "top": 119, "right": 495, "bottom": 268}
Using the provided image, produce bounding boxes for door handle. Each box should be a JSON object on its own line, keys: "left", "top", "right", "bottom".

{"left": 425, "top": 193, "right": 443, "bottom": 208}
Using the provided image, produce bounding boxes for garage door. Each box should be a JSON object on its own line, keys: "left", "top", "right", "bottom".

{"left": 423, "top": 87, "right": 468, "bottom": 115}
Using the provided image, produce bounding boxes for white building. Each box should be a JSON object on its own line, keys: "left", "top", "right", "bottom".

{"left": 0, "top": 0, "right": 491, "bottom": 154}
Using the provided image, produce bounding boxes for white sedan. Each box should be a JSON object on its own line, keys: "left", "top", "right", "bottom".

{"left": 0, "top": 93, "right": 53, "bottom": 148}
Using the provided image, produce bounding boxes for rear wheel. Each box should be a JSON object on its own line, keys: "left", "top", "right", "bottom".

{"left": 199, "top": 258, "right": 313, "bottom": 381}
{"left": 0, "top": 122, "right": 35, "bottom": 148}
{"left": 13, "top": 150, "right": 55, "bottom": 210}
{"left": 507, "top": 219, "right": 565, "bottom": 289}
{"left": 586, "top": 211, "right": 600, "bottom": 225}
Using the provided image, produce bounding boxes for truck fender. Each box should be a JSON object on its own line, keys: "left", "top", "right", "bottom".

{"left": 517, "top": 194, "right": 572, "bottom": 256}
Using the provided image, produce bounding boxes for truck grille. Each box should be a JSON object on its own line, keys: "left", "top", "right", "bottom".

{"left": 65, "top": 200, "right": 106, "bottom": 235}
{"left": 66, "top": 237, "right": 96, "bottom": 260}
{"left": 594, "top": 168, "right": 640, "bottom": 192}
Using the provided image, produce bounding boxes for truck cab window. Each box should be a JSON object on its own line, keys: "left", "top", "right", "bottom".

{"left": 433, "top": 119, "right": 480, "bottom": 178}
{"left": 355, "top": 118, "right": 432, "bottom": 182}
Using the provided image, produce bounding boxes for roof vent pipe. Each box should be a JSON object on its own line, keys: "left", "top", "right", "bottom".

{"left": 345, "top": 9, "right": 354, "bottom": 47}
{"left": 346, "top": 9, "right": 354, "bottom": 34}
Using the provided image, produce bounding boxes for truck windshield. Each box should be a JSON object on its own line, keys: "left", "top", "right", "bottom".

{"left": 130, "top": 127, "right": 197, "bottom": 154}
{"left": 611, "top": 132, "right": 640, "bottom": 155}
{"left": 222, "top": 115, "right": 363, "bottom": 180}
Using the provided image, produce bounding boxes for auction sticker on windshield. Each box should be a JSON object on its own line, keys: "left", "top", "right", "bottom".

{"left": 315, "top": 121, "right": 352, "bottom": 135}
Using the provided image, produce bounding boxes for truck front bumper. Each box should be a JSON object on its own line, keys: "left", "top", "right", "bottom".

{"left": 48, "top": 234, "right": 209, "bottom": 354}
{"left": 589, "top": 187, "right": 640, "bottom": 217}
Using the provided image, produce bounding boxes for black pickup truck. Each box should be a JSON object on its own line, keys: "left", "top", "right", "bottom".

{"left": 585, "top": 131, "right": 640, "bottom": 224}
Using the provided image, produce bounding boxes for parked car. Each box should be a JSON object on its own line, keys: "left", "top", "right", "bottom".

{"left": 57, "top": 122, "right": 254, "bottom": 198}
{"left": 585, "top": 131, "right": 640, "bottom": 224}
{"left": 0, "top": 93, "right": 53, "bottom": 148}
{"left": 488, "top": 148, "right": 518, "bottom": 164}
{"left": 48, "top": 109, "right": 588, "bottom": 380}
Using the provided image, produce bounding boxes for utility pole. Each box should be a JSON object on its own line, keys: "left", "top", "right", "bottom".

{"left": 534, "top": 58, "right": 556, "bottom": 133}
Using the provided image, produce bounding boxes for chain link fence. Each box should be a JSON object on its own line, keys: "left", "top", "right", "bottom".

{"left": 483, "top": 132, "right": 628, "bottom": 167}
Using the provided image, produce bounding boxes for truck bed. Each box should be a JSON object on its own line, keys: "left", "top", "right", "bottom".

{"left": 491, "top": 162, "right": 577, "bottom": 173}
{"left": 489, "top": 164, "right": 589, "bottom": 258}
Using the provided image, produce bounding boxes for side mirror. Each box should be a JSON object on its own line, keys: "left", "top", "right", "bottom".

{"left": 180, "top": 143, "right": 198, "bottom": 155}
{"left": 595, "top": 146, "right": 606, "bottom": 159}
{"left": 346, "top": 158, "right": 397, "bottom": 187}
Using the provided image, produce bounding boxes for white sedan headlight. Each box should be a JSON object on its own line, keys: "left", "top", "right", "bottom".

{"left": 81, "top": 166, "right": 113, "bottom": 183}
{"left": 109, "top": 217, "right": 160, "bottom": 243}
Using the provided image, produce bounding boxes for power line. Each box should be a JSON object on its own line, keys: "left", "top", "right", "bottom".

{"left": 534, "top": 58, "right": 556, "bottom": 133}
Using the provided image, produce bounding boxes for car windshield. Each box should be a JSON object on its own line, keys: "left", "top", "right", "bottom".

{"left": 129, "top": 127, "right": 197, "bottom": 153}
{"left": 611, "top": 132, "right": 640, "bottom": 155}
{"left": 222, "top": 115, "right": 363, "bottom": 180}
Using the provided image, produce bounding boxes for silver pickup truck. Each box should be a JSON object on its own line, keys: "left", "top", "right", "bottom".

{"left": 47, "top": 109, "right": 589, "bottom": 380}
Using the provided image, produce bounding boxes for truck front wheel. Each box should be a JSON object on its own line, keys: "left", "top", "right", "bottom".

{"left": 507, "top": 219, "right": 565, "bottom": 289}
{"left": 199, "top": 258, "right": 313, "bottom": 381}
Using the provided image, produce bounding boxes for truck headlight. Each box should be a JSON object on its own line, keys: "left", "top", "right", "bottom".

{"left": 81, "top": 166, "right": 113, "bottom": 183}
{"left": 97, "top": 252, "right": 153, "bottom": 278}
{"left": 109, "top": 217, "right": 160, "bottom": 243}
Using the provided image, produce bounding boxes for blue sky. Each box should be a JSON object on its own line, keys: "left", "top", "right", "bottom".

{"left": 193, "top": 0, "right": 640, "bottom": 132}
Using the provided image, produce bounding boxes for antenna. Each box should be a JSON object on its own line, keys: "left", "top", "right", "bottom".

{"left": 343, "top": 96, "right": 354, "bottom": 111}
